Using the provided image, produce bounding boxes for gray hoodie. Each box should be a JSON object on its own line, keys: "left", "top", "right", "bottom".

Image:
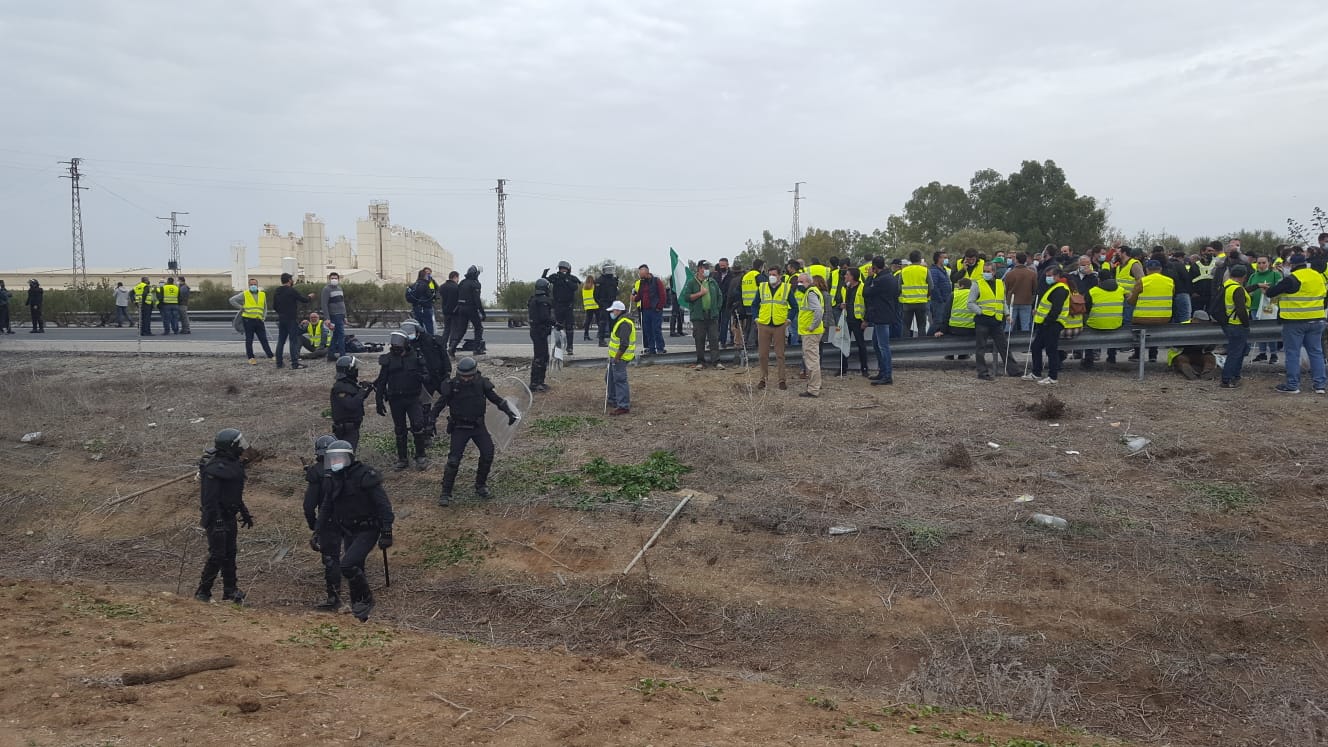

{"left": 320, "top": 282, "right": 347, "bottom": 318}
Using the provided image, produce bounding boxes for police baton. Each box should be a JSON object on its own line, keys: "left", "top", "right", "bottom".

{"left": 382, "top": 547, "right": 391, "bottom": 588}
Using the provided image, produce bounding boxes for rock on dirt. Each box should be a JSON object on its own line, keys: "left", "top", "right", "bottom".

{"left": 940, "top": 442, "right": 973, "bottom": 469}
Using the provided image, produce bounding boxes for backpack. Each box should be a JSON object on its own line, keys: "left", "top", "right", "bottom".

{"left": 1068, "top": 292, "right": 1087, "bottom": 317}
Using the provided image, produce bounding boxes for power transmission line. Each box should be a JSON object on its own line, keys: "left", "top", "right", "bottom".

{"left": 495, "top": 178, "right": 509, "bottom": 292}
{"left": 790, "top": 181, "right": 805, "bottom": 246}
{"left": 157, "top": 211, "right": 190, "bottom": 273}
{"left": 59, "top": 158, "right": 88, "bottom": 287}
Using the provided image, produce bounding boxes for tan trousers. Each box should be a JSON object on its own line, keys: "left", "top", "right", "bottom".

{"left": 801, "top": 331, "right": 822, "bottom": 394}
{"left": 756, "top": 323, "right": 787, "bottom": 385}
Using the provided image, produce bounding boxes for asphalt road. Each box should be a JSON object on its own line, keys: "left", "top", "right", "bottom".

{"left": 21, "top": 322, "right": 543, "bottom": 346}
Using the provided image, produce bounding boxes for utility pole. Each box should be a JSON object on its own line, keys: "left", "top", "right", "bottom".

{"left": 789, "top": 181, "right": 805, "bottom": 249}
{"left": 59, "top": 158, "right": 88, "bottom": 288}
{"left": 494, "top": 178, "right": 509, "bottom": 292}
{"left": 157, "top": 211, "right": 189, "bottom": 274}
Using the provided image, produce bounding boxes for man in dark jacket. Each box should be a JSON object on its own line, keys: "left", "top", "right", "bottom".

{"left": 408, "top": 268, "right": 438, "bottom": 335}
{"left": 399, "top": 318, "right": 452, "bottom": 398}
{"left": 429, "top": 357, "right": 519, "bottom": 506}
{"left": 528, "top": 277, "right": 555, "bottom": 391}
{"left": 542, "top": 261, "right": 579, "bottom": 355}
{"left": 863, "top": 257, "right": 900, "bottom": 385}
{"left": 632, "top": 265, "right": 668, "bottom": 355}
{"left": 375, "top": 331, "right": 429, "bottom": 470}
{"left": 713, "top": 258, "right": 735, "bottom": 347}
{"left": 331, "top": 356, "right": 371, "bottom": 450}
{"left": 301, "top": 435, "right": 341, "bottom": 610}
{"left": 1026, "top": 265, "right": 1072, "bottom": 384}
{"left": 447, "top": 266, "right": 486, "bottom": 356}
{"left": 438, "top": 270, "right": 460, "bottom": 344}
{"left": 25, "top": 279, "right": 44, "bottom": 333}
{"left": 594, "top": 264, "right": 619, "bottom": 346}
{"left": 195, "top": 428, "right": 253, "bottom": 604}
{"left": 309, "top": 440, "right": 394, "bottom": 622}
{"left": 272, "top": 272, "right": 314, "bottom": 369}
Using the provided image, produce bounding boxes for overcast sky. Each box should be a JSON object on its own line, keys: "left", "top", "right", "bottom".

{"left": 2, "top": 0, "right": 1325, "bottom": 277}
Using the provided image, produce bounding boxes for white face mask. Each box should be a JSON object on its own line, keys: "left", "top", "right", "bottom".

{"left": 329, "top": 279, "right": 340, "bottom": 286}
{"left": 769, "top": 276, "right": 780, "bottom": 286}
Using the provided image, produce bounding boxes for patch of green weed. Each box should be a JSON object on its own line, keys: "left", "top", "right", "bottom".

{"left": 284, "top": 623, "right": 394, "bottom": 650}
{"left": 581, "top": 450, "right": 690, "bottom": 501}
{"left": 362, "top": 432, "right": 396, "bottom": 456}
{"left": 531, "top": 415, "right": 602, "bottom": 437}
{"left": 68, "top": 593, "right": 142, "bottom": 620}
{"left": 420, "top": 529, "right": 491, "bottom": 568}
{"left": 633, "top": 677, "right": 722, "bottom": 702}
{"left": 899, "top": 520, "right": 946, "bottom": 552}
{"left": 1184, "top": 480, "right": 1258, "bottom": 512}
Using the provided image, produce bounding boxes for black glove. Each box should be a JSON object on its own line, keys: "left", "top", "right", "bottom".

{"left": 506, "top": 410, "right": 518, "bottom": 426}
{"left": 240, "top": 514, "right": 254, "bottom": 529}
{"left": 377, "top": 403, "right": 387, "bottom": 417}
{"left": 480, "top": 310, "right": 487, "bottom": 321}
{"left": 378, "top": 532, "right": 393, "bottom": 550}
{"left": 308, "top": 533, "right": 321, "bottom": 552}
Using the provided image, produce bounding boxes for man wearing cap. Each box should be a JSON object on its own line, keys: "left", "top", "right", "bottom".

{"left": 1262, "top": 254, "right": 1327, "bottom": 394}
{"left": 682, "top": 260, "right": 724, "bottom": 370}
{"left": 604, "top": 301, "right": 635, "bottom": 413}
{"left": 542, "top": 261, "right": 580, "bottom": 356}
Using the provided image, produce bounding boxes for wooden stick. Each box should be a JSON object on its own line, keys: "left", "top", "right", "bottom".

{"left": 119, "top": 656, "right": 236, "bottom": 686}
{"left": 429, "top": 691, "right": 473, "bottom": 724}
{"left": 103, "top": 471, "right": 196, "bottom": 510}
{"left": 622, "top": 494, "right": 692, "bottom": 575}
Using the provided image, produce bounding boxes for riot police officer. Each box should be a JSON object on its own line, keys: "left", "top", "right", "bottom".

{"left": 399, "top": 317, "right": 452, "bottom": 398}
{"left": 194, "top": 428, "right": 254, "bottom": 604}
{"left": 528, "top": 277, "right": 554, "bottom": 392}
{"left": 429, "top": 357, "right": 519, "bottom": 506}
{"left": 542, "top": 260, "right": 580, "bottom": 355}
{"left": 374, "top": 331, "right": 429, "bottom": 470}
{"left": 310, "top": 440, "right": 394, "bottom": 622}
{"left": 331, "top": 356, "right": 371, "bottom": 450}
{"left": 302, "top": 435, "right": 342, "bottom": 610}
{"left": 448, "top": 265, "right": 487, "bottom": 356}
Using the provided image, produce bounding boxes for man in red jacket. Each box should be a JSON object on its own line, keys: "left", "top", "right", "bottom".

{"left": 632, "top": 264, "right": 668, "bottom": 355}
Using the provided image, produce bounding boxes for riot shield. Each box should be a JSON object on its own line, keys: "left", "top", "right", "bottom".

{"left": 485, "top": 376, "right": 534, "bottom": 452}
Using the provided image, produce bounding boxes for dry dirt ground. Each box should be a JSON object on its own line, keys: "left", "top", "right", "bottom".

{"left": 0, "top": 351, "right": 1325, "bottom": 746}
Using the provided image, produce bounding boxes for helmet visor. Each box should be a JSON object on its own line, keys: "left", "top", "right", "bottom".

{"left": 327, "top": 451, "right": 352, "bottom": 472}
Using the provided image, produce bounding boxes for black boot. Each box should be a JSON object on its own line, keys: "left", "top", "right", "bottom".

{"left": 439, "top": 462, "right": 459, "bottom": 506}
{"left": 413, "top": 433, "right": 429, "bottom": 470}
{"left": 393, "top": 436, "right": 409, "bottom": 469}
{"left": 347, "top": 570, "right": 374, "bottom": 622}
{"left": 194, "top": 584, "right": 212, "bottom": 603}
{"left": 475, "top": 457, "right": 493, "bottom": 499}
{"left": 222, "top": 587, "right": 246, "bottom": 604}
{"left": 315, "top": 590, "right": 341, "bottom": 611}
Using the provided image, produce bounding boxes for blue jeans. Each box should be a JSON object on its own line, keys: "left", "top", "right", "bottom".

{"left": 927, "top": 298, "right": 950, "bottom": 336}
{"left": 1008, "top": 304, "right": 1033, "bottom": 333}
{"left": 1172, "top": 294, "right": 1192, "bottom": 323}
{"left": 641, "top": 309, "right": 664, "bottom": 353}
{"left": 871, "top": 323, "right": 893, "bottom": 380}
{"left": 330, "top": 313, "right": 347, "bottom": 358}
{"left": 161, "top": 305, "right": 180, "bottom": 333}
{"left": 1123, "top": 303, "right": 1135, "bottom": 325}
{"left": 114, "top": 306, "right": 131, "bottom": 326}
{"left": 1282, "top": 319, "right": 1326, "bottom": 390}
{"left": 606, "top": 359, "right": 631, "bottom": 410}
{"left": 1221, "top": 324, "right": 1248, "bottom": 382}
{"left": 413, "top": 305, "right": 435, "bottom": 335}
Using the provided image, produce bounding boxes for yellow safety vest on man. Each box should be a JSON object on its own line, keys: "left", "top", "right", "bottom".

{"left": 837, "top": 282, "right": 865, "bottom": 321}
{"left": 1222, "top": 279, "right": 1246, "bottom": 326}
{"left": 740, "top": 270, "right": 760, "bottom": 308}
{"left": 242, "top": 290, "right": 266, "bottom": 320}
{"left": 1133, "top": 273, "right": 1175, "bottom": 321}
{"left": 808, "top": 264, "right": 828, "bottom": 285}
{"left": 797, "top": 286, "right": 825, "bottom": 335}
{"left": 757, "top": 282, "right": 791, "bottom": 326}
{"left": 957, "top": 259, "right": 984, "bottom": 282}
{"left": 1279, "top": 268, "right": 1327, "bottom": 321}
{"left": 160, "top": 283, "right": 179, "bottom": 304}
{"left": 949, "top": 289, "right": 975, "bottom": 329}
{"left": 631, "top": 279, "right": 641, "bottom": 310}
{"left": 1086, "top": 285, "right": 1126, "bottom": 330}
{"left": 1034, "top": 281, "right": 1071, "bottom": 325}
{"left": 973, "top": 278, "right": 1005, "bottom": 321}
{"left": 1115, "top": 258, "right": 1141, "bottom": 295}
{"left": 304, "top": 320, "right": 325, "bottom": 343}
{"left": 608, "top": 315, "right": 637, "bottom": 361}
{"left": 899, "top": 264, "right": 929, "bottom": 305}
{"left": 582, "top": 287, "right": 599, "bottom": 311}
{"left": 133, "top": 281, "right": 149, "bottom": 304}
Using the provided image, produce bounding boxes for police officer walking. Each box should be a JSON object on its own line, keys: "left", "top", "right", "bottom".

{"left": 429, "top": 357, "right": 519, "bottom": 506}
{"left": 375, "top": 331, "right": 430, "bottom": 470}
{"left": 542, "top": 260, "right": 580, "bottom": 356}
{"left": 399, "top": 318, "right": 452, "bottom": 399}
{"left": 448, "top": 265, "right": 487, "bottom": 356}
{"left": 528, "top": 277, "right": 555, "bottom": 392}
{"left": 194, "top": 428, "right": 254, "bottom": 604}
{"left": 332, "top": 356, "right": 371, "bottom": 450}
{"left": 594, "top": 264, "right": 619, "bottom": 347}
{"left": 309, "top": 440, "right": 394, "bottom": 622}
{"left": 302, "top": 435, "right": 341, "bottom": 610}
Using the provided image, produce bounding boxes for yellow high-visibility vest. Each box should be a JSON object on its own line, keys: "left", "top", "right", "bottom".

{"left": 949, "top": 289, "right": 975, "bottom": 329}
{"left": 242, "top": 290, "right": 266, "bottom": 320}
{"left": 1034, "top": 281, "right": 1070, "bottom": 325}
{"left": 797, "top": 286, "right": 825, "bottom": 335}
{"left": 741, "top": 270, "right": 760, "bottom": 307}
{"left": 757, "top": 281, "right": 791, "bottom": 326}
{"left": 973, "top": 278, "right": 1005, "bottom": 321}
{"left": 1086, "top": 286, "right": 1125, "bottom": 330}
{"left": 133, "top": 282, "right": 148, "bottom": 304}
{"left": 1279, "top": 268, "right": 1327, "bottom": 321}
{"left": 1115, "top": 258, "right": 1140, "bottom": 296}
{"left": 837, "top": 282, "right": 865, "bottom": 321}
{"left": 1222, "top": 279, "right": 1245, "bottom": 326}
{"left": 957, "top": 259, "right": 984, "bottom": 282}
{"left": 1133, "top": 273, "right": 1175, "bottom": 320}
{"left": 808, "top": 264, "right": 828, "bottom": 284}
{"left": 608, "top": 315, "right": 636, "bottom": 361}
{"left": 582, "top": 287, "right": 599, "bottom": 311}
{"left": 160, "top": 284, "right": 179, "bottom": 304}
{"left": 899, "top": 264, "right": 929, "bottom": 305}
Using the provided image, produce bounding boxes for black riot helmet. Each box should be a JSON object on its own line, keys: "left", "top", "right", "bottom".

{"left": 534, "top": 277, "right": 550, "bottom": 294}
{"left": 466, "top": 265, "right": 480, "bottom": 277}
{"left": 557, "top": 260, "right": 571, "bottom": 272}
{"left": 214, "top": 428, "right": 248, "bottom": 458}
{"left": 313, "top": 434, "right": 336, "bottom": 458}
{"left": 456, "top": 356, "right": 478, "bottom": 378}
{"left": 325, "top": 440, "right": 354, "bottom": 473}
{"left": 336, "top": 355, "right": 359, "bottom": 376}
{"left": 389, "top": 331, "right": 407, "bottom": 351}
{"left": 399, "top": 319, "right": 423, "bottom": 340}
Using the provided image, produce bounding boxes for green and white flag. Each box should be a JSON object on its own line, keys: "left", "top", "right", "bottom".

{"left": 669, "top": 247, "right": 689, "bottom": 300}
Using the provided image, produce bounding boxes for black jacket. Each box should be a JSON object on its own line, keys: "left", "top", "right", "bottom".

{"left": 594, "top": 273, "right": 619, "bottom": 309}
{"left": 409, "top": 278, "right": 437, "bottom": 307}
{"left": 543, "top": 270, "right": 580, "bottom": 306}
{"left": 374, "top": 350, "right": 425, "bottom": 405}
{"left": 409, "top": 334, "right": 452, "bottom": 385}
{"left": 331, "top": 373, "right": 368, "bottom": 424}
{"left": 713, "top": 269, "right": 734, "bottom": 311}
{"left": 317, "top": 462, "right": 394, "bottom": 530}
{"left": 272, "top": 285, "right": 311, "bottom": 322}
{"left": 863, "top": 271, "right": 901, "bottom": 326}
{"left": 457, "top": 274, "right": 484, "bottom": 311}
{"left": 438, "top": 279, "right": 459, "bottom": 315}
{"left": 302, "top": 459, "right": 325, "bottom": 530}
{"left": 1038, "top": 285, "right": 1070, "bottom": 327}
{"left": 25, "top": 285, "right": 43, "bottom": 307}
{"left": 198, "top": 452, "right": 249, "bottom": 526}
{"left": 528, "top": 291, "right": 554, "bottom": 332}
{"left": 430, "top": 373, "right": 511, "bottom": 426}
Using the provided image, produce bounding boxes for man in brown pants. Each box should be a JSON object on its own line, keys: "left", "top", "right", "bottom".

{"left": 797, "top": 273, "right": 826, "bottom": 397}
{"left": 756, "top": 267, "right": 790, "bottom": 390}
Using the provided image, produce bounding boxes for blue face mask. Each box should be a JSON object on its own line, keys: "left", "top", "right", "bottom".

{"left": 249, "top": 285, "right": 259, "bottom": 293}
{"left": 942, "top": 258, "right": 950, "bottom": 266}
{"left": 1045, "top": 276, "right": 1056, "bottom": 285}
{"left": 981, "top": 272, "right": 993, "bottom": 281}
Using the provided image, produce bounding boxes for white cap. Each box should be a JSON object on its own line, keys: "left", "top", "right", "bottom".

{"left": 609, "top": 300, "right": 626, "bottom": 312}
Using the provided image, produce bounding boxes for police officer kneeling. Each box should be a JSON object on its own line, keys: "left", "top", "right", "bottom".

{"left": 429, "top": 357, "right": 519, "bottom": 506}
{"left": 310, "top": 440, "right": 395, "bottom": 622}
